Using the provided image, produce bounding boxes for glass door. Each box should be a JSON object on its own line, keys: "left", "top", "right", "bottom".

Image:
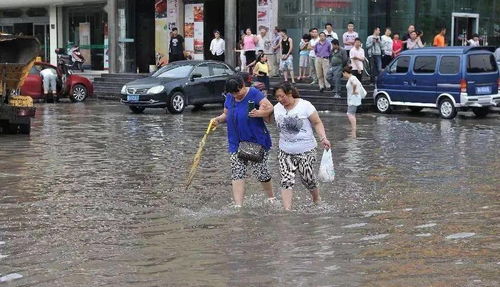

{"left": 451, "top": 13, "right": 479, "bottom": 46}
{"left": 34, "top": 24, "right": 50, "bottom": 62}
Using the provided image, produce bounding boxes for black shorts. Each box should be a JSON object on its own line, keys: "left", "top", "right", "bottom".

{"left": 169, "top": 53, "right": 185, "bottom": 62}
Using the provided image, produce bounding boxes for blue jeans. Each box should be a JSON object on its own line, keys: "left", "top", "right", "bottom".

{"left": 370, "top": 55, "right": 382, "bottom": 81}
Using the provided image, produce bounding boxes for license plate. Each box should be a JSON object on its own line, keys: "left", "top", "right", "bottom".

{"left": 478, "top": 97, "right": 491, "bottom": 104}
{"left": 127, "top": 95, "right": 139, "bottom": 101}
{"left": 476, "top": 86, "right": 491, "bottom": 95}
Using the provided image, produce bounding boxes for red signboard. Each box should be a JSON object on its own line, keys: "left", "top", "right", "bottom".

{"left": 315, "top": 0, "right": 352, "bottom": 9}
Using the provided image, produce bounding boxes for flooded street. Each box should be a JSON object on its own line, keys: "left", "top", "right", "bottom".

{"left": 0, "top": 101, "right": 499, "bottom": 286}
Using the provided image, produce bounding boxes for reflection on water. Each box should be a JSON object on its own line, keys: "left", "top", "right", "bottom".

{"left": 0, "top": 102, "right": 499, "bottom": 286}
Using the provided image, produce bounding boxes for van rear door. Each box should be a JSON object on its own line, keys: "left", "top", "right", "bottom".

{"left": 466, "top": 53, "right": 498, "bottom": 96}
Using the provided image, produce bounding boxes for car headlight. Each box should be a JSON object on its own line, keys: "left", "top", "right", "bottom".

{"left": 147, "top": 85, "right": 165, "bottom": 94}
{"left": 121, "top": 85, "right": 127, "bottom": 94}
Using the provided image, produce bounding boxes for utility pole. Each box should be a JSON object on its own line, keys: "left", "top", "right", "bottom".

{"left": 224, "top": 0, "right": 237, "bottom": 67}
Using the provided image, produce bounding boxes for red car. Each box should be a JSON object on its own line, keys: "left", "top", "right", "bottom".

{"left": 21, "top": 62, "right": 93, "bottom": 102}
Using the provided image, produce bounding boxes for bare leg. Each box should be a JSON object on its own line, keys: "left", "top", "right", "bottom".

{"left": 290, "top": 69, "right": 296, "bottom": 83}
{"left": 347, "top": 114, "right": 357, "bottom": 131}
{"left": 281, "top": 189, "right": 293, "bottom": 211}
{"left": 260, "top": 180, "right": 274, "bottom": 199}
{"left": 309, "top": 188, "right": 321, "bottom": 204}
{"left": 283, "top": 70, "right": 288, "bottom": 82}
{"left": 232, "top": 179, "right": 245, "bottom": 206}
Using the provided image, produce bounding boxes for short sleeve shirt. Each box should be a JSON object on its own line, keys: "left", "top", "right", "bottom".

{"left": 224, "top": 87, "right": 272, "bottom": 153}
{"left": 274, "top": 99, "right": 317, "bottom": 154}
{"left": 170, "top": 35, "right": 184, "bottom": 55}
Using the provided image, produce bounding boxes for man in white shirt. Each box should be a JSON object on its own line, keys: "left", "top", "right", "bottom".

{"left": 256, "top": 27, "right": 274, "bottom": 74}
{"left": 40, "top": 67, "right": 57, "bottom": 98}
{"left": 308, "top": 28, "right": 319, "bottom": 84}
{"left": 209, "top": 30, "right": 225, "bottom": 61}
{"left": 323, "top": 23, "right": 338, "bottom": 43}
{"left": 343, "top": 22, "right": 358, "bottom": 55}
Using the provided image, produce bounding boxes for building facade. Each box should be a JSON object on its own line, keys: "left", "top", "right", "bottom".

{"left": 1, "top": 0, "right": 498, "bottom": 73}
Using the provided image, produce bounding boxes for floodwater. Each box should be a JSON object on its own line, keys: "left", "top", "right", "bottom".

{"left": 0, "top": 101, "right": 499, "bottom": 286}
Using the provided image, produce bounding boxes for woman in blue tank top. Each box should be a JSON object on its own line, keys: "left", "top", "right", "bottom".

{"left": 211, "top": 75, "right": 275, "bottom": 207}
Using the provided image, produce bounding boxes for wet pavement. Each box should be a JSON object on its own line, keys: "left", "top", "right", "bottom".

{"left": 0, "top": 101, "right": 499, "bottom": 286}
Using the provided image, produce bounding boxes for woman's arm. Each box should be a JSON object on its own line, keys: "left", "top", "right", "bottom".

{"left": 308, "top": 111, "right": 331, "bottom": 149}
{"left": 211, "top": 108, "right": 228, "bottom": 127}
{"left": 249, "top": 97, "right": 274, "bottom": 118}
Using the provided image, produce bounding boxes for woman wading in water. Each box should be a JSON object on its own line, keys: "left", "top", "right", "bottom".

{"left": 267, "top": 82, "right": 331, "bottom": 210}
{"left": 211, "top": 75, "right": 275, "bottom": 207}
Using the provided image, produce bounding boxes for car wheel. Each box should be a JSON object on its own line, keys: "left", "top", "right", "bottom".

{"left": 438, "top": 98, "right": 457, "bottom": 119}
{"left": 409, "top": 107, "right": 423, "bottom": 113}
{"left": 472, "top": 107, "right": 490, "bottom": 118}
{"left": 70, "top": 84, "right": 88, "bottom": 102}
{"left": 375, "top": 94, "right": 392, "bottom": 114}
{"left": 129, "top": 106, "right": 146, "bottom": 114}
{"left": 166, "top": 91, "right": 185, "bottom": 114}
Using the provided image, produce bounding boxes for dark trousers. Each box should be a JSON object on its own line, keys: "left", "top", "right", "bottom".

{"left": 353, "top": 70, "right": 363, "bottom": 82}
{"left": 169, "top": 53, "right": 185, "bottom": 63}
{"left": 211, "top": 53, "right": 225, "bottom": 62}
{"left": 382, "top": 55, "right": 393, "bottom": 68}
{"left": 245, "top": 51, "right": 256, "bottom": 65}
{"left": 256, "top": 75, "right": 270, "bottom": 90}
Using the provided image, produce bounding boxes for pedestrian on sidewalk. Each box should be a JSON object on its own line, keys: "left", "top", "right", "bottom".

{"left": 392, "top": 32, "right": 403, "bottom": 57}
{"left": 402, "top": 25, "right": 415, "bottom": 50}
{"left": 210, "top": 75, "right": 275, "bottom": 208}
{"left": 328, "top": 39, "right": 348, "bottom": 98}
{"left": 349, "top": 38, "right": 365, "bottom": 82}
{"left": 243, "top": 28, "right": 258, "bottom": 69}
{"left": 343, "top": 66, "right": 365, "bottom": 133}
{"left": 298, "top": 34, "right": 311, "bottom": 81}
{"left": 270, "top": 27, "right": 282, "bottom": 77}
{"left": 270, "top": 81, "right": 331, "bottom": 211}
{"left": 381, "top": 27, "right": 393, "bottom": 68}
{"left": 278, "top": 29, "right": 295, "bottom": 83}
{"left": 433, "top": 27, "right": 447, "bottom": 47}
{"left": 314, "top": 32, "right": 332, "bottom": 92}
{"left": 308, "top": 28, "right": 320, "bottom": 84}
{"left": 323, "top": 23, "right": 339, "bottom": 43}
{"left": 406, "top": 31, "right": 424, "bottom": 50}
{"left": 256, "top": 26, "right": 275, "bottom": 76}
{"left": 366, "top": 27, "right": 382, "bottom": 83}
{"left": 209, "top": 30, "right": 225, "bottom": 61}
{"left": 169, "top": 27, "right": 185, "bottom": 62}
{"left": 253, "top": 53, "right": 270, "bottom": 94}
{"left": 343, "top": 22, "right": 358, "bottom": 56}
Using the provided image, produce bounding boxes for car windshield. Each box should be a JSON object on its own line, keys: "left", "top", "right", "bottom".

{"left": 152, "top": 64, "right": 193, "bottom": 78}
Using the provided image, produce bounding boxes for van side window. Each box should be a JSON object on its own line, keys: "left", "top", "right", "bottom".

{"left": 413, "top": 56, "right": 437, "bottom": 74}
{"left": 439, "top": 56, "right": 460, "bottom": 74}
{"left": 389, "top": 56, "right": 410, "bottom": 74}
{"left": 467, "top": 54, "right": 498, "bottom": 73}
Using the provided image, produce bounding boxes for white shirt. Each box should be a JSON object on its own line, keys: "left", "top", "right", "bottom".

{"left": 381, "top": 35, "right": 393, "bottom": 56}
{"left": 256, "top": 33, "right": 272, "bottom": 54}
{"left": 309, "top": 37, "right": 319, "bottom": 57}
{"left": 323, "top": 29, "right": 339, "bottom": 41}
{"left": 468, "top": 39, "right": 480, "bottom": 47}
{"left": 346, "top": 75, "right": 364, "bottom": 106}
{"left": 274, "top": 99, "right": 317, "bottom": 154}
{"left": 210, "top": 38, "right": 225, "bottom": 56}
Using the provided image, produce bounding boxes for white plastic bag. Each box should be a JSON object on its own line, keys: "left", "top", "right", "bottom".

{"left": 318, "top": 149, "right": 335, "bottom": 182}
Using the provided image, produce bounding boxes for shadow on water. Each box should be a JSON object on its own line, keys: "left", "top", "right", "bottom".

{"left": 0, "top": 102, "right": 499, "bottom": 286}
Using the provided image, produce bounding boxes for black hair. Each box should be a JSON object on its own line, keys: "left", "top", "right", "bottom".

{"left": 309, "top": 27, "right": 318, "bottom": 32}
{"left": 256, "top": 53, "right": 266, "bottom": 62}
{"left": 348, "top": 21, "right": 354, "bottom": 26}
{"left": 325, "top": 23, "right": 333, "bottom": 28}
{"left": 225, "top": 75, "right": 245, "bottom": 93}
{"left": 354, "top": 37, "right": 361, "bottom": 42}
{"left": 343, "top": 65, "right": 353, "bottom": 74}
{"left": 385, "top": 27, "right": 391, "bottom": 31}
{"left": 281, "top": 28, "right": 287, "bottom": 34}
{"left": 302, "top": 34, "right": 311, "bottom": 41}
{"left": 272, "top": 82, "right": 300, "bottom": 99}
{"left": 257, "top": 49, "right": 264, "bottom": 54}
{"left": 393, "top": 32, "right": 400, "bottom": 36}
{"left": 171, "top": 27, "right": 178, "bottom": 31}
{"left": 373, "top": 26, "right": 380, "bottom": 32}
{"left": 472, "top": 33, "right": 479, "bottom": 38}
{"left": 319, "top": 32, "right": 326, "bottom": 36}
{"left": 332, "top": 39, "right": 340, "bottom": 46}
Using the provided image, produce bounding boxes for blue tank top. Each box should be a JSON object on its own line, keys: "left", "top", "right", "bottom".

{"left": 224, "top": 87, "right": 272, "bottom": 153}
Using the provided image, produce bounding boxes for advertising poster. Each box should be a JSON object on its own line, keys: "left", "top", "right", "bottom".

{"left": 257, "top": 0, "right": 272, "bottom": 33}
{"left": 184, "top": 3, "right": 204, "bottom": 60}
{"left": 155, "top": 0, "right": 178, "bottom": 66}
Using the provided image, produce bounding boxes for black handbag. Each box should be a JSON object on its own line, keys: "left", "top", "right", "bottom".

{"left": 238, "top": 141, "right": 265, "bottom": 162}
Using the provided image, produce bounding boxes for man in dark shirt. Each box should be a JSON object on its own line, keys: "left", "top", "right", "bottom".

{"left": 169, "top": 27, "right": 185, "bottom": 62}
{"left": 401, "top": 24, "right": 415, "bottom": 51}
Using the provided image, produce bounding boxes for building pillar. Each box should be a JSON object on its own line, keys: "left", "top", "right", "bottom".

{"left": 106, "top": 0, "right": 118, "bottom": 73}
{"left": 224, "top": 0, "right": 236, "bottom": 67}
{"left": 49, "top": 5, "right": 58, "bottom": 66}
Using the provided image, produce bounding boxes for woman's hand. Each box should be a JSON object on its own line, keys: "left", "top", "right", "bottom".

{"left": 321, "top": 138, "right": 332, "bottom": 149}
{"left": 249, "top": 108, "right": 266, "bottom": 118}
{"left": 210, "top": 117, "right": 220, "bottom": 128}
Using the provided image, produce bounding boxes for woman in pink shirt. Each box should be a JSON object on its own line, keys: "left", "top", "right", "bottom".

{"left": 243, "top": 28, "right": 258, "bottom": 70}
{"left": 392, "top": 32, "right": 403, "bottom": 57}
